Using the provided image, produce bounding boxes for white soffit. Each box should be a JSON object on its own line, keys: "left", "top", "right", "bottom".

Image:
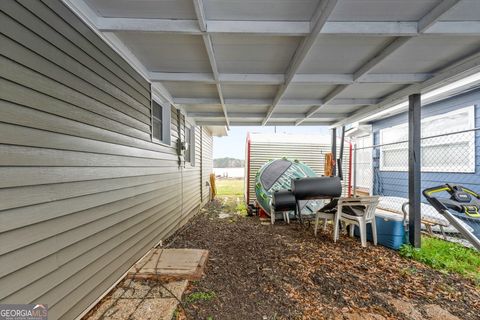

{"left": 67, "top": 0, "right": 480, "bottom": 127}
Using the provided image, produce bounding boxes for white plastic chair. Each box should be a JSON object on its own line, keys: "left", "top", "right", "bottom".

{"left": 314, "top": 211, "right": 335, "bottom": 237}
{"left": 314, "top": 200, "right": 334, "bottom": 237}
{"left": 333, "top": 196, "right": 380, "bottom": 247}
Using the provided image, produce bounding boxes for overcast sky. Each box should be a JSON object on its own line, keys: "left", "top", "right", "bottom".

{"left": 213, "top": 126, "right": 330, "bottom": 160}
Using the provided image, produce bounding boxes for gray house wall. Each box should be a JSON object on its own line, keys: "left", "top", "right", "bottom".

{"left": 0, "top": 0, "right": 213, "bottom": 319}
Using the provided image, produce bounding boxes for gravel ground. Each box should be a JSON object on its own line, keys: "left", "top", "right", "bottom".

{"left": 166, "top": 199, "right": 480, "bottom": 320}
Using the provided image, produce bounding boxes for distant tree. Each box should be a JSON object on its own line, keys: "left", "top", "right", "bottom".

{"left": 213, "top": 157, "right": 245, "bottom": 168}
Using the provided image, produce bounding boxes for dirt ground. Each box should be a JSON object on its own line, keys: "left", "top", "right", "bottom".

{"left": 166, "top": 198, "right": 480, "bottom": 320}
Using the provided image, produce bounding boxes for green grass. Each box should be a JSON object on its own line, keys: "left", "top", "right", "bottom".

{"left": 216, "top": 178, "right": 244, "bottom": 196}
{"left": 235, "top": 201, "right": 247, "bottom": 215}
{"left": 185, "top": 291, "right": 216, "bottom": 304}
{"left": 400, "top": 236, "right": 480, "bottom": 284}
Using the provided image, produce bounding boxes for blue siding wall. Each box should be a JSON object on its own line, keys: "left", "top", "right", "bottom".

{"left": 371, "top": 89, "right": 480, "bottom": 199}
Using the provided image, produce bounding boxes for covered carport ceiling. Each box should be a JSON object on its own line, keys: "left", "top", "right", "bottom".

{"left": 64, "top": 0, "right": 480, "bottom": 127}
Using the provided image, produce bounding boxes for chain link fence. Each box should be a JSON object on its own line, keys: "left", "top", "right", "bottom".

{"left": 351, "top": 127, "right": 480, "bottom": 250}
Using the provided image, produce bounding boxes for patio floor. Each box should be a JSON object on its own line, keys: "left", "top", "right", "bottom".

{"left": 166, "top": 198, "right": 480, "bottom": 320}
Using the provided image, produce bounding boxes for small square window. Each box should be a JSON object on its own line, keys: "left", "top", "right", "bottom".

{"left": 151, "top": 99, "right": 171, "bottom": 145}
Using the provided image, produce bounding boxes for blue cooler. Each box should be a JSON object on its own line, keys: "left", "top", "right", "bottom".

{"left": 354, "top": 210, "right": 406, "bottom": 250}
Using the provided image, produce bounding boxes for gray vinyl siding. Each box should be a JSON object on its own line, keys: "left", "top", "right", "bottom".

{"left": 0, "top": 1, "right": 212, "bottom": 319}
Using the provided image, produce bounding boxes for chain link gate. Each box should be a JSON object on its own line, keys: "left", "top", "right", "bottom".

{"left": 351, "top": 127, "right": 480, "bottom": 250}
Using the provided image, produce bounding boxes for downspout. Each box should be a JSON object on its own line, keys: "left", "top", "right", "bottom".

{"left": 200, "top": 127, "right": 203, "bottom": 204}
{"left": 338, "top": 126, "right": 346, "bottom": 181}
{"left": 175, "top": 110, "right": 184, "bottom": 229}
{"left": 348, "top": 142, "right": 352, "bottom": 197}
{"left": 331, "top": 128, "right": 337, "bottom": 176}
{"left": 180, "top": 113, "right": 184, "bottom": 223}
{"left": 246, "top": 132, "right": 251, "bottom": 204}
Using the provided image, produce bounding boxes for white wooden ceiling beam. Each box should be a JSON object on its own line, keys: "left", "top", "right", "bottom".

{"left": 196, "top": 120, "right": 334, "bottom": 126}
{"left": 192, "top": 0, "right": 207, "bottom": 31}
{"left": 188, "top": 112, "right": 346, "bottom": 119}
{"left": 207, "top": 20, "right": 310, "bottom": 36}
{"left": 97, "top": 18, "right": 202, "bottom": 34}
{"left": 293, "top": 73, "right": 351, "bottom": 84}
{"left": 333, "top": 51, "right": 480, "bottom": 128}
{"left": 426, "top": 21, "right": 480, "bottom": 35}
{"left": 418, "top": 0, "right": 462, "bottom": 33}
{"left": 322, "top": 21, "right": 417, "bottom": 36}
{"left": 150, "top": 72, "right": 432, "bottom": 85}
{"left": 174, "top": 98, "right": 378, "bottom": 107}
{"left": 95, "top": 18, "right": 480, "bottom": 36}
{"left": 295, "top": 36, "right": 411, "bottom": 125}
{"left": 175, "top": 98, "right": 220, "bottom": 105}
{"left": 192, "top": 0, "right": 230, "bottom": 128}
{"left": 176, "top": 98, "right": 312, "bottom": 106}
{"left": 219, "top": 73, "right": 284, "bottom": 85}
{"left": 263, "top": 0, "right": 339, "bottom": 125}
{"left": 329, "top": 0, "right": 468, "bottom": 128}
{"left": 150, "top": 72, "right": 216, "bottom": 83}
{"left": 353, "top": 37, "right": 412, "bottom": 81}
{"left": 356, "top": 73, "right": 432, "bottom": 83}
{"left": 329, "top": 98, "right": 380, "bottom": 106}
{"left": 189, "top": 112, "right": 265, "bottom": 118}
{"left": 297, "top": 0, "right": 465, "bottom": 126}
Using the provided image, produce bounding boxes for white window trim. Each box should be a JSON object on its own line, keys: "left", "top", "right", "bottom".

{"left": 151, "top": 96, "right": 171, "bottom": 146}
{"left": 379, "top": 143, "right": 407, "bottom": 172}
{"left": 379, "top": 105, "right": 475, "bottom": 173}
{"left": 185, "top": 124, "right": 196, "bottom": 166}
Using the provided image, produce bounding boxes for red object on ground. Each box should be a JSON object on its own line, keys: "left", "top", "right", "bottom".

{"left": 257, "top": 205, "right": 268, "bottom": 219}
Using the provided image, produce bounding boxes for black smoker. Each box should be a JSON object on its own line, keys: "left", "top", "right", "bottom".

{"left": 272, "top": 176, "right": 342, "bottom": 223}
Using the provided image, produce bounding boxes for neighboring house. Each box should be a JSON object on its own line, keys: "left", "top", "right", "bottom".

{"left": 0, "top": 2, "right": 223, "bottom": 319}
{"left": 349, "top": 89, "right": 480, "bottom": 199}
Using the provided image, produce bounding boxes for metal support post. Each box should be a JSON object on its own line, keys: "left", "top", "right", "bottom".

{"left": 331, "top": 128, "right": 337, "bottom": 176}
{"left": 408, "top": 93, "right": 422, "bottom": 248}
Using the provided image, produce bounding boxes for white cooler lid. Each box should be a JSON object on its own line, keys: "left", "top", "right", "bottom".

{"left": 375, "top": 208, "right": 404, "bottom": 221}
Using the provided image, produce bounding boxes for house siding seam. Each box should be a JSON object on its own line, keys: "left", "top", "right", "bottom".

{"left": 371, "top": 89, "right": 480, "bottom": 198}
{"left": 0, "top": 1, "right": 213, "bottom": 319}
